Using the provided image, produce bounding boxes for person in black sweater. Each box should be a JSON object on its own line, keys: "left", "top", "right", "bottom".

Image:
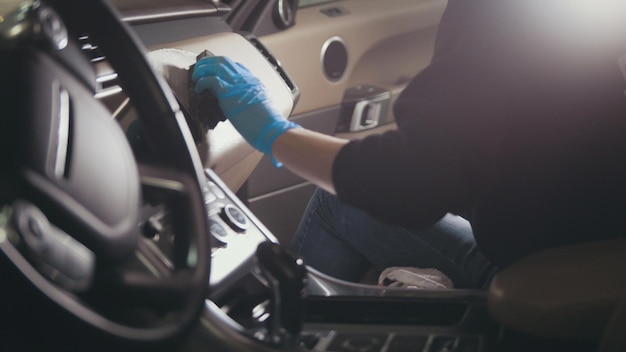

{"left": 192, "top": 0, "right": 626, "bottom": 288}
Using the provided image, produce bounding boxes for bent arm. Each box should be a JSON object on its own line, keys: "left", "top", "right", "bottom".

{"left": 271, "top": 128, "right": 348, "bottom": 195}
{"left": 191, "top": 56, "right": 348, "bottom": 193}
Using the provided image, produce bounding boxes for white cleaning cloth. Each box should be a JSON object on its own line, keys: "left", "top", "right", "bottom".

{"left": 146, "top": 48, "right": 199, "bottom": 108}
{"left": 378, "top": 267, "right": 454, "bottom": 289}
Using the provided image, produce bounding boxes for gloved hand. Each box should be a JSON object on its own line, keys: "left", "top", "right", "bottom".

{"left": 191, "top": 56, "right": 300, "bottom": 159}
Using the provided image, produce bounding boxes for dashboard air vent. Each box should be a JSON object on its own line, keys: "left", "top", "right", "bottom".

{"left": 77, "top": 35, "right": 121, "bottom": 99}
{"left": 247, "top": 36, "right": 300, "bottom": 103}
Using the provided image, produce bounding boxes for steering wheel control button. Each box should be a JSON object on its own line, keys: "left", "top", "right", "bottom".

{"left": 37, "top": 4, "right": 69, "bottom": 50}
{"left": 11, "top": 200, "right": 95, "bottom": 292}
{"left": 142, "top": 216, "right": 163, "bottom": 240}
{"left": 221, "top": 204, "right": 248, "bottom": 233}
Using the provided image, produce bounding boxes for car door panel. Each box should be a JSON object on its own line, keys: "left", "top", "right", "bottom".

{"left": 260, "top": 0, "right": 446, "bottom": 116}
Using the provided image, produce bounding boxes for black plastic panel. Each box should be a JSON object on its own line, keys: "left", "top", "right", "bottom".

{"left": 305, "top": 296, "right": 468, "bottom": 326}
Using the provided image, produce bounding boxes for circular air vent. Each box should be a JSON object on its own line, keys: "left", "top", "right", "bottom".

{"left": 273, "top": 0, "right": 297, "bottom": 29}
{"left": 321, "top": 36, "right": 348, "bottom": 82}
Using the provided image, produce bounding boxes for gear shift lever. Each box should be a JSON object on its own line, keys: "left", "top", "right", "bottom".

{"left": 255, "top": 242, "right": 307, "bottom": 346}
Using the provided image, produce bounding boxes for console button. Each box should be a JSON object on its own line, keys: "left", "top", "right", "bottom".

{"left": 208, "top": 182, "right": 225, "bottom": 199}
{"left": 209, "top": 220, "right": 227, "bottom": 248}
{"left": 204, "top": 190, "right": 217, "bottom": 204}
{"left": 142, "top": 216, "right": 163, "bottom": 239}
{"left": 220, "top": 204, "right": 248, "bottom": 233}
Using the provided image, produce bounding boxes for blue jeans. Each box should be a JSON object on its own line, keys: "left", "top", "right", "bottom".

{"left": 289, "top": 189, "right": 498, "bottom": 289}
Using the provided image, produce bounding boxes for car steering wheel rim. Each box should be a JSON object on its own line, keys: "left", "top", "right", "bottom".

{"left": 0, "top": 0, "right": 210, "bottom": 345}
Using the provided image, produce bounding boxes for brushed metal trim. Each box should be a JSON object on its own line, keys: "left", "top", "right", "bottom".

{"left": 54, "top": 86, "right": 70, "bottom": 179}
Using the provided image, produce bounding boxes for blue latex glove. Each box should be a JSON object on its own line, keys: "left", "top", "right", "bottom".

{"left": 191, "top": 56, "right": 300, "bottom": 161}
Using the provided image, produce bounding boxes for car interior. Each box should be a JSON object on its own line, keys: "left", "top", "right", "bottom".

{"left": 0, "top": 0, "right": 625, "bottom": 351}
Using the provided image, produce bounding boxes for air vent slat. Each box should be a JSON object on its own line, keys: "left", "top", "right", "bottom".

{"left": 77, "top": 35, "right": 120, "bottom": 94}
{"left": 248, "top": 36, "right": 299, "bottom": 97}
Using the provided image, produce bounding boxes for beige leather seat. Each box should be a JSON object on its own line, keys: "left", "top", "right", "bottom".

{"left": 487, "top": 238, "right": 626, "bottom": 351}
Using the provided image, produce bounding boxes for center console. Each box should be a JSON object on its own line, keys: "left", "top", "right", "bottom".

{"left": 190, "top": 166, "right": 501, "bottom": 352}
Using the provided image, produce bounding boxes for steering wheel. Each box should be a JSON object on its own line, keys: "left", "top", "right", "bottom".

{"left": 0, "top": 0, "right": 210, "bottom": 349}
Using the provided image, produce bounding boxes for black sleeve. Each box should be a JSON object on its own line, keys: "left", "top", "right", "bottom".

{"left": 331, "top": 0, "right": 512, "bottom": 229}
